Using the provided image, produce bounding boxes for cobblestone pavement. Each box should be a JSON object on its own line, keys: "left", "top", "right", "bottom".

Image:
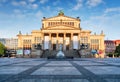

{"left": 0, "top": 58, "right": 120, "bottom": 82}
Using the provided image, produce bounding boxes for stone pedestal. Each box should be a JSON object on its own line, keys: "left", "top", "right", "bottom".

{"left": 56, "top": 44, "right": 65, "bottom": 58}
{"left": 31, "top": 50, "right": 43, "bottom": 58}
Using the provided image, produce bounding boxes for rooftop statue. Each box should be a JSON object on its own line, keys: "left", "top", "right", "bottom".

{"left": 58, "top": 10, "right": 64, "bottom": 16}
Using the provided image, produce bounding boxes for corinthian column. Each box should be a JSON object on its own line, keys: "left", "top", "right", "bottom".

{"left": 63, "top": 33, "right": 66, "bottom": 50}
{"left": 56, "top": 33, "right": 58, "bottom": 50}
{"left": 49, "top": 33, "right": 51, "bottom": 50}
{"left": 70, "top": 33, "right": 73, "bottom": 50}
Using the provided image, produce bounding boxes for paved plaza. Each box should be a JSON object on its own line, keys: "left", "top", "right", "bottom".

{"left": 0, "top": 58, "right": 120, "bottom": 82}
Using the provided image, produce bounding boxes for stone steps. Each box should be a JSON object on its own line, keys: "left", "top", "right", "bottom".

{"left": 64, "top": 50, "right": 80, "bottom": 58}
{"left": 41, "top": 50, "right": 80, "bottom": 58}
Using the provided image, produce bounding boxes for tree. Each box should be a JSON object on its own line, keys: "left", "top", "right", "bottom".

{"left": 115, "top": 44, "right": 120, "bottom": 57}
{"left": 0, "top": 42, "right": 5, "bottom": 57}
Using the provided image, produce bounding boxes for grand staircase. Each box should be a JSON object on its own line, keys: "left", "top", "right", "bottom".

{"left": 63, "top": 50, "right": 80, "bottom": 58}
{"left": 41, "top": 50, "right": 80, "bottom": 58}
{"left": 41, "top": 50, "right": 57, "bottom": 58}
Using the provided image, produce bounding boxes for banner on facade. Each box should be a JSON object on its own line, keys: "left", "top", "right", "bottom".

{"left": 24, "top": 50, "right": 31, "bottom": 55}
{"left": 17, "top": 49, "right": 23, "bottom": 55}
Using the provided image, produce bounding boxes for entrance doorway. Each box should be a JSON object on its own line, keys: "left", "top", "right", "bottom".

{"left": 53, "top": 44, "right": 56, "bottom": 50}
{"left": 65, "top": 37, "right": 70, "bottom": 50}
{"left": 66, "top": 44, "right": 69, "bottom": 50}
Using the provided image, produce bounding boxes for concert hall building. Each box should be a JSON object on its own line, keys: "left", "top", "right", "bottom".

{"left": 17, "top": 12, "right": 105, "bottom": 58}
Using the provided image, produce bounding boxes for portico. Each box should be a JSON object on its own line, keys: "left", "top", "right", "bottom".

{"left": 43, "top": 32, "right": 80, "bottom": 50}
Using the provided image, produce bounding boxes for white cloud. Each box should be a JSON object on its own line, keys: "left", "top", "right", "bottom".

{"left": 53, "top": 0, "right": 60, "bottom": 6}
{"left": 11, "top": 1, "right": 38, "bottom": 10}
{"left": 56, "top": 7, "right": 63, "bottom": 11}
{"left": 73, "top": 0, "right": 83, "bottom": 10}
{"left": 20, "top": 1, "right": 27, "bottom": 6}
{"left": 104, "top": 7, "right": 120, "bottom": 13}
{"left": 14, "top": 14, "right": 26, "bottom": 19}
{"left": 11, "top": 1, "right": 19, "bottom": 6}
{"left": 11, "top": 1, "right": 27, "bottom": 6}
{"left": 40, "top": 0, "right": 48, "bottom": 4}
{"left": 12, "top": 9, "right": 27, "bottom": 19}
{"left": 81, "top": 12, "right": 120, "bottom": 39}
{"left": 0, "top": 0, "right": 8, "bottom": 3}
{"left": 13, "top": 9, "right": 21, "bottom": 14}
{"left": 31, "top": 4, "right": 38, "bottom": 9}
{"left": 45, "top": 6, "right": 50, "bottom": 10}
{"left": 29, "top": 0, "right": 36, "bottom": 3}
{"left": 36, "top": 11, "right": 43, "bottom": 18}
{"left": 86, "top": 0, "right": 103, "bottom": 7}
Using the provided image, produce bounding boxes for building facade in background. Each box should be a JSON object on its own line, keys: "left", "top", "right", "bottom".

{"left": 0, "top": 38, "right": 18, "bottom": 50}
{"left": 0, "top": 38, "right": 6, "bottom": 46}
{"left": 104, "top": 40, "right": 116, "bottom": 54}
{"left": 114, "top": 40, "right": 120, "bottom": 46}
{"left": 17, "top": 12, "right": 105, "bottom": 57}
{"left": 5, "top": 38, "right": 18, "bottom": 50}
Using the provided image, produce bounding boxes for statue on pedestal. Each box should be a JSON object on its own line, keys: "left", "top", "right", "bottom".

{"left": 56, "top": 44, "right": 65, "bottom": 58}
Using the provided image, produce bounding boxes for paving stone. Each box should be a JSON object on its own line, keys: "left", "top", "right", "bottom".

{"left": 31, "top": 67, "right": 81, "bottom": 75}
{"left": 45, "top": 61, "right": 72, "bottom": 66}
{"left": 0, "top": 58, "right": 30, "bottom": 66}
{"left": 1, "top": 58, "right": 120, "bottom": 82}
{"left": 106, "top": 63, "right": 120, "bottom": 65}
{"left": 0, "top": 75, "right": 13, "bottom": 82}
{"left": 0, "top": 66, "right": 32, "bottom": 74}
{"left": 13, "top": 61, "right": 45, "bottom": 66}
{"left": 84, "top": 66, "right": 120, "bottom": 75}
{"left": 19, "top": 79, "right": 89, "bottom": 82}
{"left": 106, "top": 79, "right": 120, "bottom": 82}
{"left": 73, "top": 61, "right": 105, "bottom": 66}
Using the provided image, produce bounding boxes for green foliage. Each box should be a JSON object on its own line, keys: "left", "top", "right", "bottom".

{"left": 114, "top": 53, "right": 119, "bottom": 57}
{"left": 115, "top": 44, "right": 120, "bottom": 57}
{"left": 106, "top": 53, "right": 113, "bottom": 57}
{"left": 0, "top": 42, "right": 5, "bottom": 57}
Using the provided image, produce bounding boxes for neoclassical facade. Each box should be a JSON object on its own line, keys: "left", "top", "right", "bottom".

{"left": 17, "top": 12, "right": 105, "bottom": 57}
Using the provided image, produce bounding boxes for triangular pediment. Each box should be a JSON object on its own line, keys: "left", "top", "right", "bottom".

{"left": 43, "top": 15, "right": 79, "bottom": 21}
{"left": 43, "top": 25, "right": 80, "bottom": 30}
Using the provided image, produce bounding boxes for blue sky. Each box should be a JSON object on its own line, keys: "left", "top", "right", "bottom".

{"left": 0, "top": 0, "right": 120, "bottom": 40}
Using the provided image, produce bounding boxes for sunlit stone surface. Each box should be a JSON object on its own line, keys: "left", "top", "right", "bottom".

{"left": 45, "top": 61, "right": 72, "bottom": 66}
{"left": 31, "top": 66, "right": 81, "bottom": 75}
{"left": 0, "top": 58, "right": 120, "bottom": 82}
{"left": 84, "top": 66, "right": 120, "bottom": 75}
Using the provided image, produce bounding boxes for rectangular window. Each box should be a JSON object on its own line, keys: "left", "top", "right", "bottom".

{"left": 90, "top": 39, "right": 99, "bottom": 49}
